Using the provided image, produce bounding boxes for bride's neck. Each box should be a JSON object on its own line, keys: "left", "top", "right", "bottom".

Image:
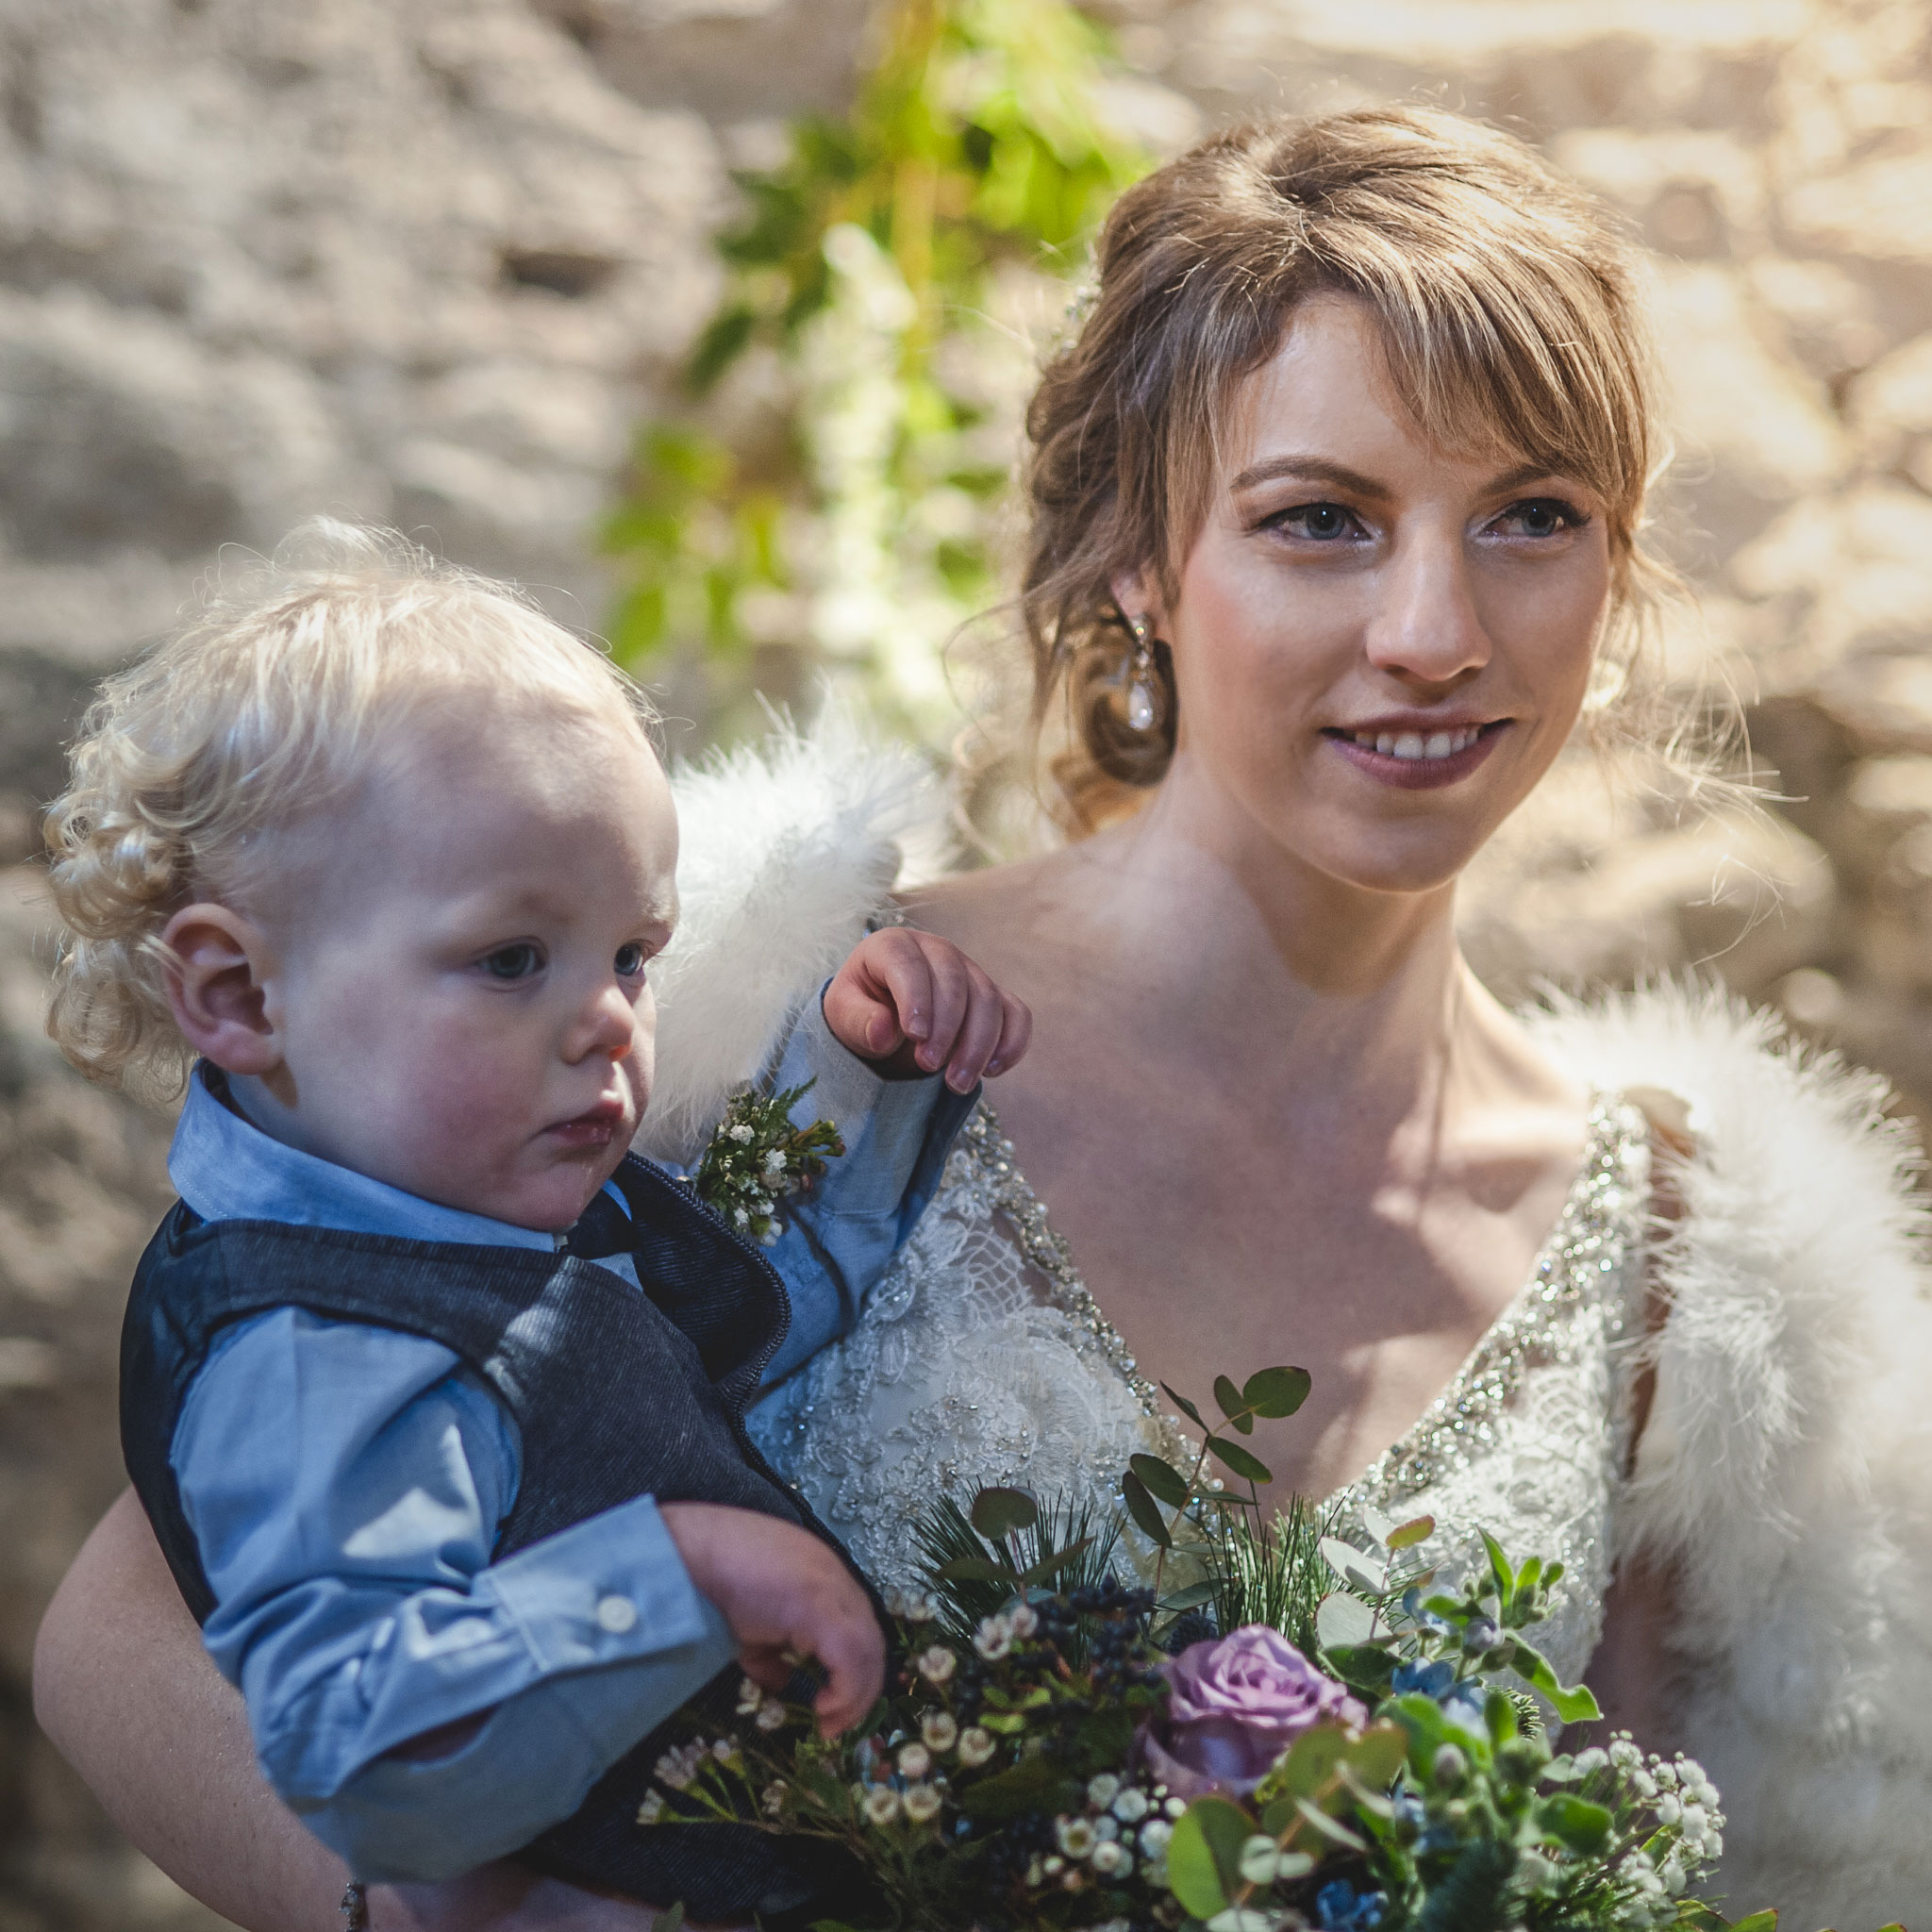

{"left": 1063, "top": 776, "right": 1498, "bottom": 1117}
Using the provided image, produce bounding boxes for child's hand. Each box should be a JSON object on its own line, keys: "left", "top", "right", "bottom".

{"left": 658, "top": 1503, "right": 884, "bottom": 1738}
{"left": 822, "top": 927, "right": 1032, "bottom": 1092}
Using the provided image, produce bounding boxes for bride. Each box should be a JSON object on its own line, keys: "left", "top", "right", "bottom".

{"left": 34, "top": 107, "right": 1932, "bottom": 1930}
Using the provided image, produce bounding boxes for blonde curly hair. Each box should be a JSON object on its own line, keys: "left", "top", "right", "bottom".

{"left": 43, "top": 520, "right": 653, "bottom": 1098}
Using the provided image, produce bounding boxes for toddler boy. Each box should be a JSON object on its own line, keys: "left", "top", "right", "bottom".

{"left": 45, "top": 526, "right": 1028, "bottom": 1916}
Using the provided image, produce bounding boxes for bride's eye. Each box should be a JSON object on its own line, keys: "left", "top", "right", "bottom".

{"left": 1269, "top": 501, "right": 1361, "bottom": 541}
{"left": 1491, "top": 496, "right": 1589, "bottom": 539}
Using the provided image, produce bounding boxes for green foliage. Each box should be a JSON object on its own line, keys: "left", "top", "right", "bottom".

{"left": 691, "top": 1080, "right": 844, "bottom": 1243}
{"left": 600, "top": 0, "right": 1153, "bottom": 738}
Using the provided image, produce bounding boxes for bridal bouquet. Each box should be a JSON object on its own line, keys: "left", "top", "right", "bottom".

{"left": 639, "top": 1370, "right": 1824, "bottom": 1932}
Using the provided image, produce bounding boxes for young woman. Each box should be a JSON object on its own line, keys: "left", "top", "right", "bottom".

{"left": 36, "top": 108, "right": 1932, "bottom": 1929}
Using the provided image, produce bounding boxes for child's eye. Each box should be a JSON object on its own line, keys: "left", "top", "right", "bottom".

{"left": 614, "top": 942, "right": 646, "bottom": 977}
{"left": 479, "top": 942, "right": 543, "bottom": 981}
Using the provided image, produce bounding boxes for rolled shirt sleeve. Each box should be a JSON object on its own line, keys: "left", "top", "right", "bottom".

{"left": 758, "top": 988, "right": 980, "bottom": 1385}
{"left": 173, "top": 1309, "right": 736, "bottom": 1874}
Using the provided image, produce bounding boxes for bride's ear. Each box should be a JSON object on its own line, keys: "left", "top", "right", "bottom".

{"left": 1108, "top": 568, "right": 1171, "bottom": 641}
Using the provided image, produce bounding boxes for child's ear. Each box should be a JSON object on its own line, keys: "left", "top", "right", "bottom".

{"left": 160, "top": 904, "right": 283, "bottom": 1076}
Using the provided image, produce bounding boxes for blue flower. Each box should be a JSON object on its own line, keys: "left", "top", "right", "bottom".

{"left": 1440, "top": 1681, "right": 1488, "bottom": 1729}
{"left": 1315, "top": 1880, "right": 1388, "bottom": 1930}
{"left": 1391, "top": 1658, "right": 1456, "bottom": 1699}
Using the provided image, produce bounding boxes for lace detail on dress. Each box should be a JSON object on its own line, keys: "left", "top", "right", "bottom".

{"left": 752, "top": 1094, "right": 1651, "bottom": 1682}
{"left": 748, "top": 1110, "right": 1181, "bottom": 1588}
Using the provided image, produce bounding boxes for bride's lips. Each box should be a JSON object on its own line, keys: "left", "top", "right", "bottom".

{"left": 544, "top": 1096, "right": 629, "bottom": 1149}
{"left": 1322, "top": 718, "right": 1509, "bottom": 791}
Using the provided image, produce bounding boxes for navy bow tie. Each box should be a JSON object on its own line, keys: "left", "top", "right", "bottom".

{"left": 563, "top": 1189, "right": 634, "bottom": 1260}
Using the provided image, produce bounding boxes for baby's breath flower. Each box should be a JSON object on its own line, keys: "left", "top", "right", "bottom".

{"left": 916, "top": 1644, "right": 958, "bottom": 1685}
{"left": 901, "top": 1593, "right": 939, "bottom": 1624}
{"left": 1057, "top": 1816, "right": 1098, "bottom": 1858}
{"left": 897, "top": 1743, "right": 931, "bottom": 1781}
{"left": 710, "top": 1737, "right": 739, "bottom": 1764}
{"left": 1111, "top": 1787, "right": 1149, "bottom": 1823}
{"left": 1090, "top": 1840, "right": 1131, "bottom": 1877}
{"left": 1609, "top": 1738, "right": 1642, "bottom": 1770}
{"left": 974, "top": 1615, "right": 1012, "bottom": 1660}
{"left": 922, "top": 1710, "right": 958, "bottom": 1752}
{"left": 1087, "top": 1773, "right": 1121, "bottom": 1811}
{"left": 760, "top": 1781, "right": 788, "bottom": 1818}
{"left": 1140, "top": 1819, "right": 1174, "bottom": 1857}
{"left": 902, "top": 1782, "right": 943, "bottom": 1823}
{"left": 637, "top": 1790, "right": 665, "bottom": 1824}
{"left": 957, "top": 1725, "right": 995, "bottom": 1767}
{"left": 735, "top": 1677, "right": 765, "bottom": 1715}
{"left": 728, "top": 1124, "right": 755, "bottom": 1144}
{"left": 755, "top": 1699, "right": 787, "bottom": 1731}
{"left": 1572, "top": 1747, "right": 1609, "bottom": 1775}
{"left": 863, "top": 1787, "right": 902, "bottom": 1826}
{"left": 1655, "top": 1794, "right": 1681, "bottom": 1826}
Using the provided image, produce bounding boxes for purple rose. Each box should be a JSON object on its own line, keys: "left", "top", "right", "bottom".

{"left": 1141, "top": 1625, "right": 1367, "bottom": 1798}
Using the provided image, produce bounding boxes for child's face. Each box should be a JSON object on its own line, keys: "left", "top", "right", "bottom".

{"left": 213, "top": 702, "right": 677, "bottom": 1231}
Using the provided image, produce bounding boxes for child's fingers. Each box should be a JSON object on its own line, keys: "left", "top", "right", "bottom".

{"left": 984, "top": 991, "right": 1033, "bottom": 1077}
{"left": 906, "top": 939, "right": 970, "bottom": 1074}
{"left": 808, "top": 1614, "right": 886, "bottom": 1738}
{"left": 940, "top": 965, "right": 1008, "bottom": 1092}
{"left": 739, "top": 1649, "right": 794, "bottom": 1695}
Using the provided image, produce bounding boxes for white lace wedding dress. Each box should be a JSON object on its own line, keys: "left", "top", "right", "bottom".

{"left": 750, "top": 1095, "right": 1651, "bottom": 1691}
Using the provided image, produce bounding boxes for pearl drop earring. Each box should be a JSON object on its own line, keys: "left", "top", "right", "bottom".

{"left": 1125, "top": 613, "right": 1160, "bottom": 733}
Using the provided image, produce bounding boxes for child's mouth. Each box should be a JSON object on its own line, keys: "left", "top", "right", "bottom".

{"left": 546, "top": 1098, "right": 627, "bottom": 1148}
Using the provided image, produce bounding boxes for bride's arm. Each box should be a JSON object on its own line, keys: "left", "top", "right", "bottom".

{"left": 32, "top": 1490, "right": 675, "bottom": 1932}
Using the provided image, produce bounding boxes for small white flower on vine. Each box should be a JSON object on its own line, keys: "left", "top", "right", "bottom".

{"left": 901, "top": 1592, "right": 939, "bottom": 1624}
{"left": 1056, "top": 1816, "right": 1097, "bottom": 1858}
{"left": 1139, "top": 1819, "right": 1174, "bottom": 1857}
{"left": 728, "top": 1124, "right": 754, "bottom": 1143}
{"left": 763, "top": 1147, "right": 787, "bottom": 1172}
{"left": 897, "top": 1743, "right": 931, "bottom": 1780}
{"left": 957, "top": 1726, "right": 995, "bottom": 1766}
{"left": 915, "top": 1644, "right": 957, "bottom": 1684}
{"left": 863, "top": 1786, "right": 901, "bottom": 1826}
{"left": 901, "top": 1782, "right": 943, "bottom": 1823}
{"left": 760, "top": 1781, "right": 788, "bottom": 1817}
{"left": 921, "top": 1710, "right": 958, "bottom": 1752}
{"left": 1086, "top": 1774, "right": 1120, "bottom": 1811}
{"left": 1110, "top": 1787, "right": 1149, "bottom": 1824}
{"left": 1007, "top": 1602, "right": 1039, "bottom": 1639}
{"left": 1090, "top": 1840, "right": 1130, "bottom": 1877}
{"left": 755, "top": 1699, "right": 787, "bottom": 1731}
{"left": 710, "top": 1737, "right": 739, "bottom": 1763}
{"left": 637, "top": 1790, "right": 665, "bottom": 1824}
{"left": 736, "top": 1678, "right": 765, "bottom": 1715}
{"left": 974, "top": 1615, "right": 1012, "bottom": 1660}
{"left": 733, "top": 1207, "right": 750, "bottom": 1228}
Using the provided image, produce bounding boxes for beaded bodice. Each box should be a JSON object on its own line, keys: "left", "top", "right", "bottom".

{"left": 749, "top": 1097, "right": 1651, "bottom": 1688}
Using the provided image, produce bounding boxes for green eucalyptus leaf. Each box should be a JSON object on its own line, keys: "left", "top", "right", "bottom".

{"left": 1534, "top": 1792, "right": 1613, "bottom": 1856}
{"left": 970, "top": 1487, "right": 1039, "bottom": 1540}
{"left": 1017, "top": 1535, "right": 1095, "bottom": 1587}
{"left": 1511, "top": 1638, "right": 1603, "bottom": 1726}
{"left": 1293, "top": 1796, "right": 1366, "bottom": 1849}
{"left": 1161, "top": 1383, "right": 1207, "bottom": 1428}
{"left": 1316, "top": 1591, "right": 1376, "bottom": 1649}
{"left": 1165, "top": 1797, "right": 1252, "bottom": 1919}
{"left": 1241, "top": 1366, "right": 1311, "bottom": 1418}
{"left": 1386, "top": 1514, "right": 1435, "bottom": 1552}
{"left": 1318, "top": 1537, "right": 1384, "bottom": 1595}
{"left": 1158, "top": 1578, "right": 1221, "bottom": 1613}
{"left": 1357, "top": 1504, "right": 1396, "bottom": 1546}
{"left": 1726, "top": 1915, "right": 1780, "bottom": 1932}
{"left": 1343, "top": 1722, "right": 1410, "bottom": 1792}
{"left": 1213, "top": 1367, "right": 1243, "bottom": 1429}
{"left": 938, "top": 1556, "right": 1012, "bottom": 1584}
{"left": 1274, "top": 1723, "right": 1349, "bottom": 1800}
{"left": 1121, "top": 1470, "right": 1174, "bottom": 1547}
{"left": 1130, "top": 1452, "right": 1191, "bottom": 1508}
{"left": 1323, "top": 1643, "right": 1398, "bottom": 1698}
{"left": 1207, "top": 1437, "right": 1273, "bottom": 1485}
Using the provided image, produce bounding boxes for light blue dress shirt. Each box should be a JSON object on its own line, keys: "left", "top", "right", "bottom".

{"left": 166, "top": 997, "right": 967, "bottom": 1882}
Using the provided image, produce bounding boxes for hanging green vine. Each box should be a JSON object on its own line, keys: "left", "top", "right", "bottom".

{"left": 601, "top": 0, "right": 1153, "bottom": 741}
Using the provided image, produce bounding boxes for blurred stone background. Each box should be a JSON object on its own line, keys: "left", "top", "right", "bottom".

{"left": 4, "top": 0, "right": 1930, "bottom": 1924}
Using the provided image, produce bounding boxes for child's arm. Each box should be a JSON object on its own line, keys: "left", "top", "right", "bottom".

{"left": 171, "top": 1310, "right": 738, "bottom": 1879}
{"left": 758, "top": 927, "right": 1030, "bottom": 1384}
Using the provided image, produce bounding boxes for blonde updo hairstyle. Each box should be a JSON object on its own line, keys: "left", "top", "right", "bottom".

{"left": 1024, "top": 106, "right": 1679, "bottom": 832}
{"left": 43, "top": 521, "right": 654, "bottom": 1099}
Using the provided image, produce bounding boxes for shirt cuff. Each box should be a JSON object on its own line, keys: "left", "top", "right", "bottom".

{"left": 300, "top": 1611, "right": 737, "bottom": 1881}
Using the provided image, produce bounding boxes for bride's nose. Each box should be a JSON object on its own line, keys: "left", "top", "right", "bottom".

{"left": 1361, "top": 522, "right": 1491, "bottom": 688}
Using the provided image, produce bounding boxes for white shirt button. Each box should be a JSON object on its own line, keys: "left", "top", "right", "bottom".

{"left": 594, "top": 1593, "right": 638, "bottom": 1634}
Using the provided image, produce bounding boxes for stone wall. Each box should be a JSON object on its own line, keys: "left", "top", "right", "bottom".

{"left": 3, "top": 3, "right": 1929, "bottom": 1925}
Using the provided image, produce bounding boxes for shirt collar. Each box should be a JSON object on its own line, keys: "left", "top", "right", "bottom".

{"left": 168, "top": 1063, "right": 559, "bottom": 1252}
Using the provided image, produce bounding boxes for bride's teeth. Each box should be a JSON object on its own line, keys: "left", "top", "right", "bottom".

{"left": 1376, "top": 733, "right": 1395, "bottom": 757}
{"left": 1424, "top": 731, "right": 1453, "bottom": 758}
{"left": 1392, "top": 732, "right": 1424, "bottom": 759}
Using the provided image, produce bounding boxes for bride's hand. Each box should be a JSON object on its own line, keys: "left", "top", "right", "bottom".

{"left": 824, "top": 926, "right": 1031, "bottom": 1092}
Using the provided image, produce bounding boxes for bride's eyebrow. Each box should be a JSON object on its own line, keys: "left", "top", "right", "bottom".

{"left": 1228, "top": 455, "right": 1390, "bottom": 498}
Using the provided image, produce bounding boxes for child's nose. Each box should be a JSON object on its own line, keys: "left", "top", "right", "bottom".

{"left": 579, "top": 985, "right": 637, "bottom": 1062}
